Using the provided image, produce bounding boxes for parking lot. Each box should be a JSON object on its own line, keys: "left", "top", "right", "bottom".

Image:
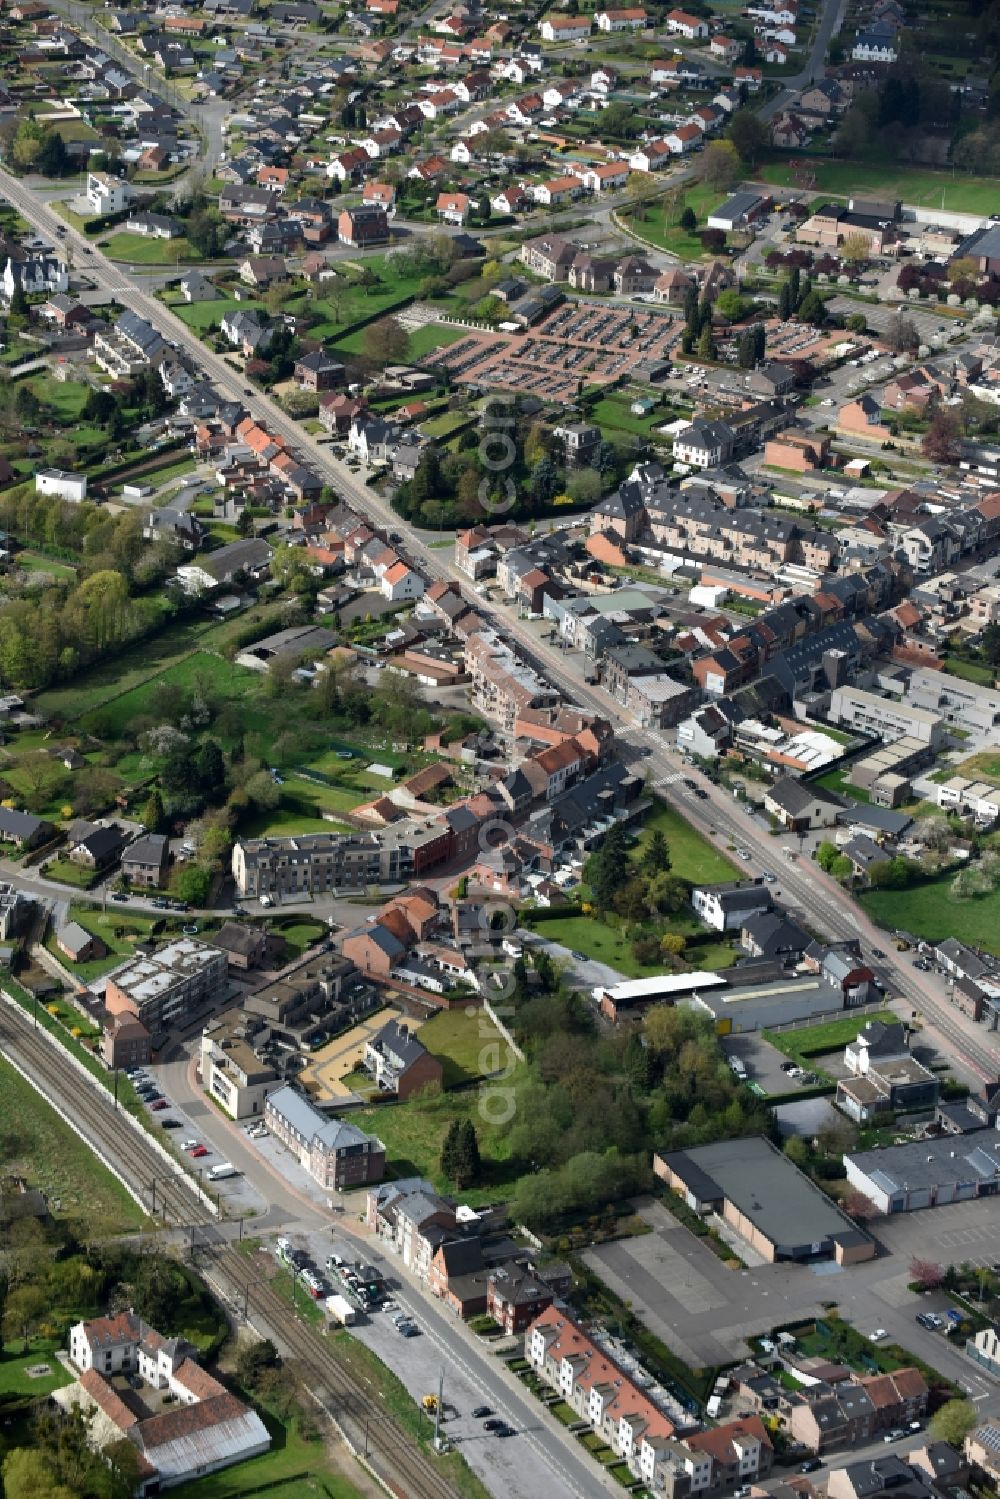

{"left": 128, "top": 1064, "right": 266, "bottom": 1217}
{"left": 426, "top": 302, "right": 683, "bottom": 398}
{"left": 259, "top": 1224, "right": 590, "bottom": 1499}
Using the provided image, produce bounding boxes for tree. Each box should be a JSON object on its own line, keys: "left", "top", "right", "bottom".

{"left": 909, "top": 1257, "right": 945, "bottom": 1291}
{"left": 728, "top": 109, "right": 768, "bottom": 166}
{"left": 3, "top": 1282, "right": 47, "bottom": 1352}
{"left": 784, "top": 1135, "right": 809, "bottom": 1167}
{"left": 245, "top": 769, "right": 281, "bottom": 808}
{"left": 885, "top": 314, "right": 919, "bottom": 354}
{"left": 778, "top": 279, "right": 793, "bottom": 320}
{"left": 237, "top": 506, "right": 255, "bottom": 539}
{"left": 715, "top": 289, "right": 747, "bottom": 321}
{"left": 797, "top": 289, "right": 827, "bottom": 327}
{"left": 643, "top": 829, "right": 671, "bottom": 875}
{"left": 141, "top": 788, "right": 165, "bottom": 833}
{"left": 841, "top": 1189, "right": 878, "bottom": 1221}
{"left": 440, "top": 1119, "right": 461, "bottom": 1180}
{"left": 362, "top": 316, "right": 408, "bottom": 366}
{"left": 2, "top": 1449, "right": 76, "bottom": 1499}
{"left": 452, "top": 1120, "right": 481, "bottom": 1188}
{"left": 816, "top": 840, "right": 839, "bottom": 872}
{"left": 588, "top": 822, "right": 631, "bottom": 909}
{"left": 195, "top": 739, "right": 226, "bottom": 798}
{"left": 922, "top": 409, "right": 962, "bottom": 465}
{"left": 697, "top": 139, "right": 742, "bottom": 190}
{"left": 840, "top": 232, "right": 871, "bottom": 264}
{"left": 172, "top": 863, "right": 211, "bottom": 906}
{"left": 697, "top": 322, "right": 716, "bottom": 360}
{"left": 105, "top": 1439, "right": 145, "bottom": 1499}
{"left": 928, "top": 1400, "right": 977, "bottom": 1447}
{"left": 659, "top": 932, "right": 686, "bottom": 959}
{"left": 235, "top": 1337, "right": 279, "bottom": 1390}
{"left": 846, "top": 312, "right": 867, "bottom": 332}
{"left": 680, "top": 205, "right": 697, "bottom": 232}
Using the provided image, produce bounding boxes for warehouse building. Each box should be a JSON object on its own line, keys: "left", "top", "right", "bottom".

{"left": 844, "top": 1135, "right": 1000, "bottom": 1214}
{"left": 655, "top": 1137, "right": 875, "bottom": 1264}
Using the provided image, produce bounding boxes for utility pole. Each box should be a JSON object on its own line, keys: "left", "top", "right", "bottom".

{"left": 433, "top": 1367, "right": 443, "bottom": 1448}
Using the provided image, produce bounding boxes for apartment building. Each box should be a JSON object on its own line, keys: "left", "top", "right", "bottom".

{"left": 366, "top": 1177, "right": 458, "bottom": 1276}
{"left": 828, "top": 686, "right": 944, "bottom": 749}
{"left": 103, "top": 939, "right": 227, "bottom": 1032}
{"left": 199, "top": 1007, "right": 278, "bottom": 1119}
{"left": 264, "top": 1083, "right": 385, "bottom": 1190}
{"left": 464, "top": 629, "right": 559, "bottom": 730}
{"left": 232, "top": 819, "right": 453, "bottom": 897}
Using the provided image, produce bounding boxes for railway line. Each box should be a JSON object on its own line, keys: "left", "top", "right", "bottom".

{"left": 0, "top": 997, "right": 463, "bottom": 1499}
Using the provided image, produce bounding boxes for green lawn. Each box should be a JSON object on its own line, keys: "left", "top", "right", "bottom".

{"left": 635, "top": 799, "right": 738, "bottom": 884}
{"left": 11, "top": 550, "right": 78, "bottom": 581}
{"left": 33, "top": 612, "right": 205, "bottom": 723}
{"left": 239, "top": 795, "right": 353, "bottom": 838}
{"left": 621, "top": 181, "right": 722, "bottom": 257}
{"left": 523, "top": 912, "right": 734, "bottom": 978}
{"left": 0, "top": 1344, "right": 75, "bottom": 1399}
{"left": 103, "top": 232, "right": 194, "bottom": 264}
{"left": 273, "top": 918, "right": 328, "bottom": 958}
{"left": 42, "top": 857, "right": 99, "bottom": 890}
{"left": 418, "top": 1006, "right": 505, "bottom": 1087}
{"left": 24, "top": 376, "right": 92, "bottom": 423}
{"left": 759, "top": 156, "right": 1000, "bottom": 215}
{"left": 282, "top": 772, "right": 366, "bottom": 814}
{"left": 813, "top": 765, "right": 869, "bottom": 802}
{"left": 405, "top": 322, "right": 470, "bottom": 360}
{"left": 353, "top": 1080, "right": 524, "bottom": 1206}
{"left": 172, "top": 295, "right": 264, "bottom": 334}
{"left": 763, "top": 1011, "right": 896, "bottom": 1062}
{"left": 943, "top": 656, "right": 996, "bottom": 686}
{"left": 79, "top": 650, "right": 259, "bottom": 738}
{"left": 590, "top": 395, "right": 670, "bottom": 438}
{"left": 0, "top": 1057, "right": 147, "bottom": 1234}
{"left": 861, "top": 876, "right": 1000, "bottom": 953}
{"left": 950, "top": 751, "right": 1000, "bottom": 786}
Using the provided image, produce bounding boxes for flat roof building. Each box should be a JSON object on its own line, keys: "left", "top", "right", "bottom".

{"left": 104, "top": 938, "right": 227, "bottom": 1033}
{"left": 845, "top": 1134, "right": 1000, "bottom": 1215}
{"left": 655, "top": 1137, "right": 874, "bottom": 1264}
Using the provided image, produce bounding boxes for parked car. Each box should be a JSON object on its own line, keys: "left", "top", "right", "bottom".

{"left": 799, "top": 1459, "right": 822, "bottom": 1474}
{"left": 188, "top": 1145, "right": 208, "bottom": 1158}
{"left": 150, "top": 1099, "right": 169, "bottom": 1111}
{"left": 472, "top": 1406, "right": 492, "bottom": 1419}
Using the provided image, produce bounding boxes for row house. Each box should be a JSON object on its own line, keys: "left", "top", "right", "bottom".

{"left": 595, "top": 7, "right": 647, "bottom": 30}
{"left": 464, "top": 629, "right": 559, "bottom": 730}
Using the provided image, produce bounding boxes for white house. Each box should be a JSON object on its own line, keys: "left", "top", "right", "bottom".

{"left": 691, "top": 881, "right": 772, "bottom": 932}
{"left": 381, "top": 561, "right": 426, "bottom": 601}
{"left": 539, "top": 13, "right": 591, "bottom": 40}
{"left": 86, "top": 170, "right": 134, "bottom": 215}
{"left": 36, "top": 469, "right": 87, "bottom": 503}
{"left": 594, "top": 7, "right": 647, "bottom": 31}
{"left": 664, "top": 8, "right": 709, "bottom": 38}
{"left": 664, "top": 122, "right": 702, "bottom": 153}
{"left": 628, "top": 139, "right": 672, "bottom": 171}
{"left": 852, "top": 30, "right": 897, "bottom": 59}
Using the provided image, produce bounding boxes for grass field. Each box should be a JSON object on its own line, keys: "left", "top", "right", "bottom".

{"left": 103, "top": 232, "right": 194, "bottom": 264}
{"left": 813, "top": 765, "right": 869, "bottom": 802}
{"left": 524, "top": 912, "right": 735, "bottom": 977}
{"left": 620, "top": 182, "right": 722, "bottom": 258}
{"left": 353, "top": 1081, "right": 523, "bottom": 1206}
{"left": 418, "top": 1006, "right": 505, "bottom": 1087}
{"left": 172, "top": 295, "right": 264, "bottom": 334}
{"left": 43, "top": 857, "right": 99, "bottom": 890}
{"left": 590, "top": 394, "right": 670, "bottom": 439}
{"left": 79, "top": 650, "right": 260, "bottom": 739}
{"left": 0, "top": 1343, "right": 75, "bottom": 1399}
{"left": 0, "top": 1057, "right": 146, "bottom": 1233}
{"left": 860, "top": 875, "right": 1000, "bottom": 952}
{"left": 763, "top": 1011, "right": 895, "bottom": 1062}
{"left": 405, "top": 323, "right": 470, "bottom": 359}
{"left": 950, "top": 751, "right": 1000, "bottom": 786}
{"left": 634, "top": 799, "right": 738, "bottom": 884}
{"left": 759, "top": 156, "right": 1000, "bottom": 215}
{"left": 33, "top": 612, "right": 204, "bottom": 723}
{"left": 11, "top": 550, "right": 78, "bottom": 581}
{"left": 943, "top": 656, "right": 996, "bottom": 686}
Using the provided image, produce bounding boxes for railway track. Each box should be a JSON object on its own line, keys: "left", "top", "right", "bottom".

{"left": 0, "top": 1000, "right": 462, "bottom": 1499}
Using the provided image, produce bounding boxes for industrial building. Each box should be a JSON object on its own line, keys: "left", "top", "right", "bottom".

{"left": 655, "top": 1137, "right": 874, "bottom": 1264}
{"left": 844, "top": 1135, "right": 1000, "bottom": 1214}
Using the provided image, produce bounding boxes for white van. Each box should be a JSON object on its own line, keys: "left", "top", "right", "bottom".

{"left": 208, "top": 1162, "right": 238, "bottom": 1181}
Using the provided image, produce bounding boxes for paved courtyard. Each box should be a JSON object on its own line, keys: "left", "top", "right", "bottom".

{"left": 299, "top": 1005, "right": 411, "bottom": 1103}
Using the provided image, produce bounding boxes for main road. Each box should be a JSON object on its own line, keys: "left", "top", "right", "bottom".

{"left": 3, "top": 163, "right": 996, "bottom": 1085}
